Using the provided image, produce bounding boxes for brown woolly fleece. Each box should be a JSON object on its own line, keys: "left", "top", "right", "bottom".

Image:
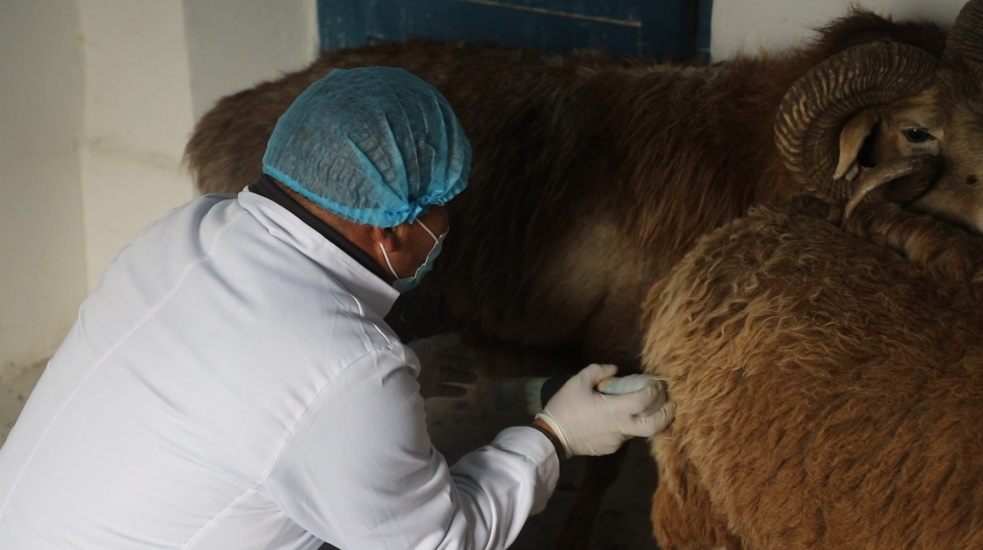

{"left": 643, "top": 197, "right": 983, "bottom": 549}
{"left": 185, "top": 11, "right": 953, "bottom": 369}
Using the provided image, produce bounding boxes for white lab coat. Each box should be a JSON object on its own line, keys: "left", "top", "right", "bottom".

{"left": 0, "top": 190, "right": 559, "bottom": 550}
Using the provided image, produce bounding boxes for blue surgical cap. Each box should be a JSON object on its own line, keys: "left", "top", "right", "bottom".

{"left": 262, "top": 67, "right": 471, "bottom": 227}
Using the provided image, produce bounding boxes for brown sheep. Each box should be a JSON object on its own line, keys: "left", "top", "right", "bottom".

{"left": 184, "top": 5, "right": 983, "bottom": 366}
{"left": 183, "top": 3, "right": 983, "bottom": 547}
{"left": 641, "top": 190, "right": 983, "bottom": 550}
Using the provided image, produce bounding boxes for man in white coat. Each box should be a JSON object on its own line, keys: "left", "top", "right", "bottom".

{"left": 0, "top": 67, "right": 674, "bottom": 550}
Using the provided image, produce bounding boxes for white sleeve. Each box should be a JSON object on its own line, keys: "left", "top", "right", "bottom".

{"left": 264, "top": 347, "right": 560, "bottom": 550}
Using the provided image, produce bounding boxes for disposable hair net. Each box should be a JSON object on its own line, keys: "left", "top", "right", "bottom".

{"left": 262, "top": 66, "right": 472, "bottom": 227}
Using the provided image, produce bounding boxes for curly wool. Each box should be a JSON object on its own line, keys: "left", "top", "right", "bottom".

{"left": 644, "top": 197, "right": 983, "bottom": 550}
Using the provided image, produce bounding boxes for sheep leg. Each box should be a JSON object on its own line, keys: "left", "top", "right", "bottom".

{"left": 552, "top": 443, "right": 630, "bottom": 550}
{"left": 651, "top": 457, "right": 740, "bottom": 550}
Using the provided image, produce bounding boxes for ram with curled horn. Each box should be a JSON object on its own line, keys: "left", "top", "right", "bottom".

{"left": 184, "top": 3, "right": 981, "bottom": 548}
{"left": 780, "top": 0, "right": 983, "bottom": 225}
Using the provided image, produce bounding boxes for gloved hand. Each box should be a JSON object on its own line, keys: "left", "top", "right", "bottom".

{"left": 407, "top": 333, "right": 478, "bottom": 399}
{"left": 535, "top": 364, "right": 675, "bottom": 457}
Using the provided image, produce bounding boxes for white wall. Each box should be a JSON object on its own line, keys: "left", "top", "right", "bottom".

{"left": 711, "top": 0, "right": 968, "bottom": 60}
{"left": 78, "top": 1, "right": 199, "bottom": 288}
{"left": 0, "top": 1, "right": 87, "bottom": 382}
{"left": 183, "top": 0, "right": 319, "bottom": 123}
{"left": 78, "top": 0, "right": 319, "bottom": 287}
{"left": 0, "top": 1, "right": 318, "bottom": 381}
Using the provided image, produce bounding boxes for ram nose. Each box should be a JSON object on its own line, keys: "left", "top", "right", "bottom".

{"left": 843, "top": 154, "right": 938, "bottom": 221}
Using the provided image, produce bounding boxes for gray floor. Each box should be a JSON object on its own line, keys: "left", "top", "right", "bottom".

{"left": 0, "top": 361, "right": 46, "bottom": 448}
{"left": 0, "top": 358, "right": 661, "bottom": 549}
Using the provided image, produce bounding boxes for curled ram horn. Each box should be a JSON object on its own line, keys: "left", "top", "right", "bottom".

{"left": 946, "top": 0, "right": 983, "bottom": 81}
{"left": 775, "top": 42, "right": 939, "bottom": 202}
{"left": 842, "top": 154, "right": 938, "bottom": 222}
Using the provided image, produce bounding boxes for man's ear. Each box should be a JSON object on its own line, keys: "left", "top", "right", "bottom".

{"left": 372, "top": 226, "right": 397, "bottom": 253}
{"left": 379, "top": 222, "right": 419, "bottom": 254}
{"left": 834, "top": 109, "right": 880, "bottom": 181}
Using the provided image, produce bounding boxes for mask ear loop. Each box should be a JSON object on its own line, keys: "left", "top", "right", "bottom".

{"left": 379, "top": 242, "right": 401, "bottom": 280}
{"left": 378, "top": 218, "right": 446, "bottom": 282}
{"left": 417, "top": 219, "right": 440, "bottom": 243}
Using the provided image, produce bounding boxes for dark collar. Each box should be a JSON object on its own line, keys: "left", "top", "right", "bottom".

{"left": 249, "top": 175, "right": 391, "bottom": 283}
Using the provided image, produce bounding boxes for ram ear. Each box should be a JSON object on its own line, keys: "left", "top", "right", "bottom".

{"left": 834, "top": 109, "right": 879, "bottom": 181}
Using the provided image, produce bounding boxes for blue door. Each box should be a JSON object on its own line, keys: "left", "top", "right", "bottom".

{"left": 318, "top": 0, "right": 712, "bottom": 62}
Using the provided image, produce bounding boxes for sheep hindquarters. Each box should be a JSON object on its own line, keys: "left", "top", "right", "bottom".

{"left": 643, "top": 198, "right": 983, "bottom": 549}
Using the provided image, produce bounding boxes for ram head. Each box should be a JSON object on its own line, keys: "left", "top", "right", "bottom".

{"left": 776, "top": 0, "right": 983, "bottom": 231}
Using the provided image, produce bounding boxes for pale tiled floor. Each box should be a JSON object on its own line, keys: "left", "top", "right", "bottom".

{"left": 0, "top": 359, "right": 660, "bottom": 549}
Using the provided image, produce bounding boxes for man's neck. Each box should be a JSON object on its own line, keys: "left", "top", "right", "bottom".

{"left": 250, "top": 176, "right": 391, "bottom": 282}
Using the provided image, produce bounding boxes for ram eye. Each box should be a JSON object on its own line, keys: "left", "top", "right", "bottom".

{"left": 903, "top": 128, "right": 934, "bottom": 143}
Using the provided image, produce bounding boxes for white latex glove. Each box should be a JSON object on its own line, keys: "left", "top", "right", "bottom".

{"left": 407, "top": 333, "right": 478, "bottom": 399}
{"left": 535, "top": 364, "right": 675, "bottom": 457}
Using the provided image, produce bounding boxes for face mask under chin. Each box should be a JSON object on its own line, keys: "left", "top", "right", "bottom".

{"left": 379, "top": 219, "right": 446, "bottom": 293}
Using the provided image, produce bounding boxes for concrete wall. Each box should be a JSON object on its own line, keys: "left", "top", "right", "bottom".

{"left": 78, "top": 1, "right": 199, "bottom": 288}
{"left": 183, "top": 0, "right": 319, "bottom": 123}
{"left": 711, "top": 0, "right": 967, "bottom": 60}
{"left": 78, "top": 0, "right": 319, "bottom": 287}
{"left": 0, "top": 1, "right": 318, "bottom": 381}
{"left": 0, "top": 1, "right": 87, "bottom": 382}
